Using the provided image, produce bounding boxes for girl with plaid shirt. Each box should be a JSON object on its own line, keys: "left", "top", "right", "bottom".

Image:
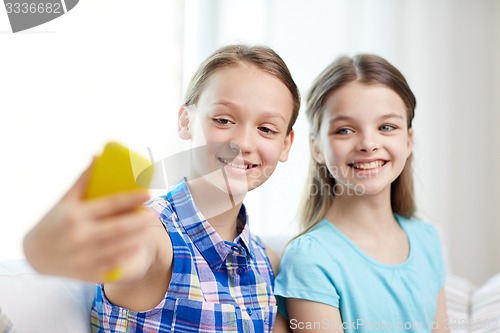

{"left": 24, "top": 44, "right": 300, "bottom": 332}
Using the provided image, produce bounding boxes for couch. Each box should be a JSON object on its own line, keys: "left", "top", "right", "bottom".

{"left": 1, "top": 258, "right": 499, "bottom": 333}
{"left": 0, "top": 259, "right": 94, "bottom": 333}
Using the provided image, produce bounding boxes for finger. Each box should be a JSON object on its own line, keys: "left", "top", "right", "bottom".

{"left": 85, "top": 190, "right": 151, "bottom": 218}
{"left": 62, "top": 158, "right": 95, "bottom": 202}
{"left": 68, "top": 235, "right": 144, "bottom": 282}
{"left": 97, "top": 210, "right": 158, "bottom": 238}
{"left": 89, "top": 211, "right": 153, "bottom": 249}
{"left": 91, "top": 229, "right": 147, "bottom": 267}
{"left": 89, "top": 224, "right": 154, "bottom": 281}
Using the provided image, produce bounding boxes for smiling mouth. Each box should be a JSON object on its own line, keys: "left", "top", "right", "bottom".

{"left": 349, "top": 160, "right": 387, "bottom": 170}
{"left": 218, "top": 157, "right": 259, "bottom": 170}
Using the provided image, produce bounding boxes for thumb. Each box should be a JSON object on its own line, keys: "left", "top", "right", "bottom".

{"left": 61, "top": 157, "right": 95, "bottom": 202}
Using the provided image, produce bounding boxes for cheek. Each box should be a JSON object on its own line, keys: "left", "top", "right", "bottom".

{"left": 199, "top": 126, "right": 228, "bottom": 145}
{"left": 261, "top": 143, "right": 279, "bottom": 161}
{"left": 259, "top": 140, "right": 284, "bottom": 164}
{"left": 189, "top": 120, "right": 210, "bottom": 145}
{"left": 325, "top": 141, "right": 345, "bottom": 164}
{"left": 391, "top": 141, "right": 410, "bottom": 165}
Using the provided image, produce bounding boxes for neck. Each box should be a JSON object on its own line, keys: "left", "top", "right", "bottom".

{"left": 325, "top": 187, "right": 397, "bottom": 234}
{"left": 187, "top": 177, "right": 245, "bottom": 241}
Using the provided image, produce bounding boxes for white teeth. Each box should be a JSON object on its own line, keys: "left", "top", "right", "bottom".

{"left": 352, "top": 160, "right": 385, "bottom": 170}
{"left": 220, "top": 158, "right": 251, "bottom": 169}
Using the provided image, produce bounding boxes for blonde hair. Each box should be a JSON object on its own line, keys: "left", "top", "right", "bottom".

{"left": 300, "top": 54, "right": 416, "bottom": 233}
{"left": 184, "top": 44, "right": 300, "bottom": 134}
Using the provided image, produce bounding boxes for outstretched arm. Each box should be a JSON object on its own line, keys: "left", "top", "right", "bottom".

{"left": 23, "top": 162, "right": 173, "bottom": 311}
{"left": 24, "top": 162, "right": 150, "bottom": 281}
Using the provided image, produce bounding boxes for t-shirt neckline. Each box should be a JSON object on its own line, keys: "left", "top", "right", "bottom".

{"left": 319, "top": 215, "right": 413, "bottom": 269}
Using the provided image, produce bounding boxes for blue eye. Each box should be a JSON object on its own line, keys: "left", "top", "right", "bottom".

{"left": 380, "top": 124, "right": 396, "bottom": 131}
{"left": 336, "top": 128, "right": 353, "bottom": 135}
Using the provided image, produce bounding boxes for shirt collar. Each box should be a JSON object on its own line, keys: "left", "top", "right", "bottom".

{"left": 169, "top": 178, "right": 255, "bottom": 270}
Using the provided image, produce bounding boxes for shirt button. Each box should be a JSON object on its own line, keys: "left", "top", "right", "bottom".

{"left": 237, "top": 267, "right": 245, "bottom": 275}
{"left": 247, "top": 308, "right": 253, "bottom": 315}
{"left": 231, "top": 245, "right": 240, "bottom": 253}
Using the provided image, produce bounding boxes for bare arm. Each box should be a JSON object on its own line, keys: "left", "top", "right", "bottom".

{"left": 103, "top": 218, "right": 173, "bottom": 311}
{"left": 287, "top": 299, "right": 344, "bottom": 333}
{"left": 23, "top": 162, "right": 174, "bottom": 311}
{"left": 432, "top": 289, "right": 449, "bottom": 333}
{"left": 24, "top": 163, "right": 150, "bottom": 281}
{"left": 273, "top": 313, "right": 291, "bottom": 333}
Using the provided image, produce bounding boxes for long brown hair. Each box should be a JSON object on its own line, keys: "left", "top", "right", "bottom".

{"left": 184, "top": 44, "right": 301, "bottom": 134}
{"left": 300, "top": 54, "right": 416, "bottom": 233}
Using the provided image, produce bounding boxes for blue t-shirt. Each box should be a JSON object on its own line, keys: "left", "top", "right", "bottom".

{"left": 274, "top": 216, "right": 445, "bottom": 333}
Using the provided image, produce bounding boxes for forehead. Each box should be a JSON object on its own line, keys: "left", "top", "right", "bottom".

{"left": 197, "top": 63, "right": 294, "bottom": 121}
{"left": 323, "top": 81, "right": 407, "bottom": 121}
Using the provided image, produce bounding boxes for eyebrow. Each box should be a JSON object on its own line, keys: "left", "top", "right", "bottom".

{"left": 214, "top": 101, "right": 286, "bottom": 123}
{"left": 329, "top": 113, "right": 404, "bottom": 123}
{"left": 260, "top": 111, "right": 286, "bottom": 123}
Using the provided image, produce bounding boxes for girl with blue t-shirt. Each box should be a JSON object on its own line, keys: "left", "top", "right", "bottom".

{"left": 274, "top": 54, "right": 449, "bottom": 333}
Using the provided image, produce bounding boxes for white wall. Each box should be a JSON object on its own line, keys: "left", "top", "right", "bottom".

{"left": 0, "top": 0, "right": 185, "bottom": 257}
{"left": 181, "top": 0, "right": 500, "bottom": 285}
{"left": 1, "top": 0, "right": 498, "bottom": 286}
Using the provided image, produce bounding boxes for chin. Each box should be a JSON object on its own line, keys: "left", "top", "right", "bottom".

{"left": 350, "top": 182, "right": 390, "bottom": 197}
{"left": 211, "top": 173, "right": 250, "bottom": 196}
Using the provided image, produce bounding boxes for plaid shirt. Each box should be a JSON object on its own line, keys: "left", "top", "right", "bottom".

{"left": 91, "top": 179, "right": 276, "bottom": 332}
{"left": 0, "top": 309, "right": 15, "bottom": 333}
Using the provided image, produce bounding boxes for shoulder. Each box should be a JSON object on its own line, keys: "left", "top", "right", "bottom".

{"left": 286, "top": 220, "right": 334, "bottom": 251}
{"left": 249, "top": 234, "right": 280, "bottom": 275}
{"left": 398, "top": 216, "right": 445, "bottom": 266}
{"left": 146, "top": 195, "right": 175, "bottom": 219}
{"left": 281, "top": 221, "right": 337, "bottom": 267}
{"left": 398, "top": 215, "right": 441, "bottom": 241}
{"left": 274, "top": 223, "right": 342, "bottom": 308}
{"left": 145, "top": 179, "right": 191, "bottom": 223}
{"left": 398, "top": 215, "right": 447, "bottom": 287}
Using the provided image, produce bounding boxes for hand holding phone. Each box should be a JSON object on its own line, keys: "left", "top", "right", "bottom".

{"left": 84, "top": 142, "right": 154, "bottom": 281}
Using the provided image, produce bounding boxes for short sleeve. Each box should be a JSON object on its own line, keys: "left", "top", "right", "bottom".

{"left": 414, "top": 220, "right": 447, "bottom": 291}
{"left": 428, "top": 224, "right": 447, "bottom": 290}
{"left": 274, "top": 235, "right": 340, "bottom": 318}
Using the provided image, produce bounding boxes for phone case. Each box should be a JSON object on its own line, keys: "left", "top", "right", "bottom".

{"left": 83, "top": 142, "right": 154, "bottom": 282}
{"left": 84, "top": 142, "right": 154, "bottom": 199}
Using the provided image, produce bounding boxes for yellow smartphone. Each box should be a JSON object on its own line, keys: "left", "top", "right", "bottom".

{"left": 84, "top": 142, "right": 154, "bottom": 281}
{"left": 84, "top": 141, "right": 154, "bottom": 200}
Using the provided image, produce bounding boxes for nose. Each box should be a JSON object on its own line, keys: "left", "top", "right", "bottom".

{"left": 230, "top": 126, "right": 256, "bottom": 155}
{"left": 358, "top": 132, "right": 379, "bottom": 153}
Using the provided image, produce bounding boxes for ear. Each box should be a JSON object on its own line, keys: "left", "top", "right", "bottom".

{"left": 310, "top": 135, "right": 325, "bottom": 164}
{"left": 279, "top": 130, "right": 295, "bottom": 162}
{"left": 178, "top": 105, "right": 191, "bottom": 140}
{"left": 406, "top": 128, "right": 414, "bottom": 158}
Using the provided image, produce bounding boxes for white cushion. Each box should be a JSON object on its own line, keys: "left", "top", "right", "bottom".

{"left": 0, "top": 259, "right": 94, "bottom": 333}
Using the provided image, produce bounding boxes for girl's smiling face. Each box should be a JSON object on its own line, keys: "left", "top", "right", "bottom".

{"left": 312, "top": 81, "right": 413, "bottom": 196}
{"left": 178, "top": 62, "right": 294, "bottom": 195}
